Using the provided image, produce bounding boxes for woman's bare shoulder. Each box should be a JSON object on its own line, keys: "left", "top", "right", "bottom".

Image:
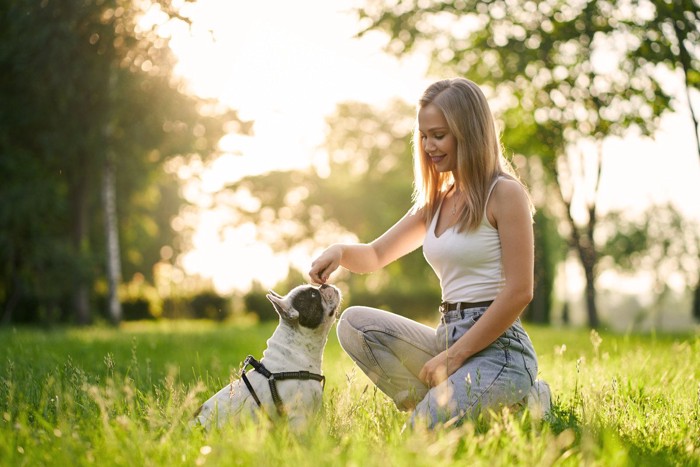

{"left": 488, "top": 178, "right": 531, "bottom": 226}
{"left": 493, "top": 178, "right": 527, "bottom": 198}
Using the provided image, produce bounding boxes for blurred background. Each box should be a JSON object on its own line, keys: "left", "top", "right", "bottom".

{"left": 1, "top": 0, "right": 698, "bottom": 331}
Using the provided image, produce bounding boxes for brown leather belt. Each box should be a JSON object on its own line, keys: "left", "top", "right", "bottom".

{"left": 439, "top": 300, "right": 494, "bottom": 314}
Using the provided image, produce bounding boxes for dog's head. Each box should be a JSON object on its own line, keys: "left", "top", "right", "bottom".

{"left": 266, "top": 284, "right": 341, "bottom": 330}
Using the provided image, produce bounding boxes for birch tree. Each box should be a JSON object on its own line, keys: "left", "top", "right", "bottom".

{"left": 0, "top": 0, "right": 245, "bottom": 324}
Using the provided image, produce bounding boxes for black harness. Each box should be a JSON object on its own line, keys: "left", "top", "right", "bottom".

{"left": 239, "top": 355, "right": 325, "bottom": 418}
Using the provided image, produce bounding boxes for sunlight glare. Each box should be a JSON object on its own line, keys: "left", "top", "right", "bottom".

{"left": 180, "top": 219, "right": 290, "bottom": 293}
{"left": 165, "top": 0, "right": 431, "bottom": 292}
{"left": 166, "top": 0, "right": 700, "bottom": 295}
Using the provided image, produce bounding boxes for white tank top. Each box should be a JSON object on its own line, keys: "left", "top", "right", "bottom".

{"left": 422, "top": 178, "right": 504, "bottom": 303}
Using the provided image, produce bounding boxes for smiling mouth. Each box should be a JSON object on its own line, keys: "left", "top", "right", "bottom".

{"left": 430, "top": 155, "right": 446, "bottom": 163}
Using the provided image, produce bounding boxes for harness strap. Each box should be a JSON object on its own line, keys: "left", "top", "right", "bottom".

{"left": 240, "top": 355, "right": 325, "bottom": 418}
{"left": 240, "top": 370, "right": 263, "bottom": 407}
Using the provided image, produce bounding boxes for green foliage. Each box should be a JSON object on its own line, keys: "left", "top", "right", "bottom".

{"left": 0, "top": 323, "right": 698, "bottom": 465}
{"left": 600, "top": 203, "right": 700, "bottom": 326}
{"left": 225, "top": 100, "right": 416, "bottom": 247}
{"left": 525, "top": 208, "right": 567, "bottom": 323}
{"left": 319, "top": 100, "right": 417, "bottom": 235}
{"left": 0, "top": 0, "right": 247, "bottom": 324}
{"left": 626, "top": 0, "right": 700, "bottom": 91}
{"left": 221, "top": 99, "right": 442, "bottom": 318}
{"left": 244, "top": 286, "right": 278, "bottom": 322}
{"left": 114, "top": 291, "right": 231, "bottom": 321}
{"left": 189, "top": 292, "right": 230, "bottom": 321}
{"left": 354, "top": 0, "right": 692, "bottom": 328}
{"left": 359, "top": 0, "right": 674, "bottom": 143}
{"left": 601, "top": 203, "right": 699, "bottom": 277}
{"left": 121, "top": 298, "right": 153, "bottom": 321}
{"left": 349, "top": 281, "right": 443, "bottom": 321}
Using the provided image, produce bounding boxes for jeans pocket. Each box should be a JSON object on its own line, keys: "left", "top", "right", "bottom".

{"left": 506, "top": 326, "right": 537, "bottom": 384}
{"left": 442, "top": 310, "right": 486, "bottom": 347}
{"left": 494, "top": 334, "right": 511, "bottom": 360}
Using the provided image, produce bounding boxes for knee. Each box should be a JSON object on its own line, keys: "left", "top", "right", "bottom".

{"left": 336, "top": 306, "right": 364, "bottom": 347}
{"left": 410, "top": 400, "right": 467, "bottom": 431}
{"left": 409, "top": 398, "right": 442, "bottom": 430}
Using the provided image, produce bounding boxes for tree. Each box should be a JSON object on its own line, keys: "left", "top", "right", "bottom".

{"left": 219, "top": 100, "right": 443, "bottom": 319}
{"left": 624, "top": 0, "right": 700, "bottom": 320}
{"left": 626, "top": 0, "right": 700, "bottom": 159}
{"left": 219, "top": 97, "right": 563, "bottom": 321}
{"left": 600, "top": 204, "right": 700, "bottom": 327}
{"left": 517, "top": 157, "right": 569, "bottom": 324}
{"left": 220, "top": 96, "right": 571, "bottom": 321}
{"left": 0, "top": 0, "right": 246, "bottom": 324}
{"left": 356, "top": 0, "right": 677, "bottom": 327}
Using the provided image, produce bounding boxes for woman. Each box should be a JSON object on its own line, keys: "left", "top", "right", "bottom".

{"left": 308, "top": 78, "right": 550, "bottom": 428}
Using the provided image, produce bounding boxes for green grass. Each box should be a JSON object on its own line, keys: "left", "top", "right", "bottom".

{"left": 1, "top": 319, "right": 698, "bottom": 466}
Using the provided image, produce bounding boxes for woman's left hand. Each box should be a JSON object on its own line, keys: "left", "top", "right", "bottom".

{"left": 418, "top": 350, "right": 464, "bottom": 388}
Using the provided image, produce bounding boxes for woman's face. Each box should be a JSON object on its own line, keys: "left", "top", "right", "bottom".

{"left": 418, "top": 103, "right": 458, "bottom": 173}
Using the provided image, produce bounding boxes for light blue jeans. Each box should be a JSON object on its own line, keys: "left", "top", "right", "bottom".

{"left": 336, "top": 305, "right": 538, "bottom": 428}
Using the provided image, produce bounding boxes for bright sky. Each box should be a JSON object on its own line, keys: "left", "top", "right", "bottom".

{"left": 165, "top": 0, "right": 700, "bottom": 295}
{"left": 168, "top": 0, "right": 430, "bottom": 175}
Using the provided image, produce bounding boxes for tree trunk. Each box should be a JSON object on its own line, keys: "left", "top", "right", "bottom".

{"left": 671, "top": 16, "right": 700, "bottom": 161}
{"left": 1, "top": 269, "right": 20, "bottom": 325}
{"left": 552, "top": 145, "right": 603, "bottom": 328}
{"left": 581, "top": 246, "right": 599, "bottom": 329}
{"left": 70, "top": 169, "right": 91, "bottom": 325}
{"left": 693, "top": 277, "right": 700, "bottom": 322}
{"left": 671, "top": 19, "right": 700, "bottom": 323}
{"left": 101, "top": 68, "right": 122, "bottom": 326}
{"left": 581, "top": 149, "right": 601, "bottom": 329}
{"left": 527, "top": 209, "right": 555, "bottom": 323}
{"left": 103, "top": 153, "right": 122, "bottom": 326}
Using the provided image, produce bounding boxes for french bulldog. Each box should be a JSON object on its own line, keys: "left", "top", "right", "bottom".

{"left": 193, "top": 283, "right": 341, "bottom": 431}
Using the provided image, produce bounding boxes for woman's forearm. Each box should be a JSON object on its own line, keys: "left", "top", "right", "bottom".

{"left": 335, "top": 243, "right": 382, "bottom": 274}
{"left": 449, "top": 287, "right": 532, "bottom": 363}
{"left": 309, "top": 207, "right": 426, "bottom": 284}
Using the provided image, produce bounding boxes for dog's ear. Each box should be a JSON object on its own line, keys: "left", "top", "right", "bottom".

{"left": 268, "top": 289, "right": 284, "bottom": 299}
{"left": 266, "top": 291, "right": 299, "bottom": 321}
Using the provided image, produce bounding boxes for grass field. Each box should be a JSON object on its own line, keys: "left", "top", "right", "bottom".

{"left": 1, "top": 318, "right": 698, "bottom": 466}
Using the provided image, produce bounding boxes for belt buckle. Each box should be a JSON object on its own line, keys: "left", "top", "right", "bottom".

{"left": 439, "top": 302, "right": 448, "bottom": 314}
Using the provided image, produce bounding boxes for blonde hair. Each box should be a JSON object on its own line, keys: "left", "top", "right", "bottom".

{"left": 411, "top": 78, "right": 530, "bottom": 231}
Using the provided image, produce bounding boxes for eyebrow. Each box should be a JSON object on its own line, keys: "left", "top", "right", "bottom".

{"left": 419, "top": 127, "right": 448, "bottom": 133}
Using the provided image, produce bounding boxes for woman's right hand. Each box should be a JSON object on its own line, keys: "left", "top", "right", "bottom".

{"left": 309, "top": 245, "right": 343, "bottom": 284}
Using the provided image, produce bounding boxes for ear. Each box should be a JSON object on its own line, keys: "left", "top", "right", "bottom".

{"left": 268, "top": 289, "right": 284, "bottom": 299}
{"left": 266, "top": 291, "right": 299, "bottom": 321}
